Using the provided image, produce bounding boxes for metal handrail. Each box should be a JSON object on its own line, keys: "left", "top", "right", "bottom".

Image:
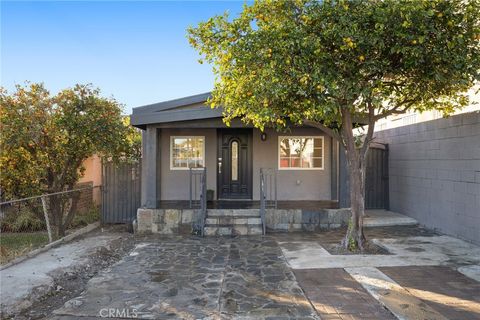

{"left": 261, "top": 168, "right": 277, "bottom": 208}
{"left": 189, "top": 168, "right": 205, "bottom": 208}
{"left": 190, "top": 167, "right": 207, "bottom": 236}
{"left": 260, "top": 171, "right": 266, "bottom": 235}
{"left": 259, "top": 168, "right": 277, "bottom": 235}
{"left": 199, "top": 168, "right": 207, "bottom": 236}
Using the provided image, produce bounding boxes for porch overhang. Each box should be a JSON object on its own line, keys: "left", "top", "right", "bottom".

{"left": 130, "top": 92, "right": 366, "bottom": 135}
{"left": 131, "top": 92, "right": 221, "bottom": 129}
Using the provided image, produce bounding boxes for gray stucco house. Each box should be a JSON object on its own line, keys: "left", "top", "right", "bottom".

{"left": 130, "top": 93, "right": 379, "bottom": 235}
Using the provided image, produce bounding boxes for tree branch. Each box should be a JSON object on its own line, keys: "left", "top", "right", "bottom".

{"left": 374, "top": 99, "right": 417, "bottom": 121}
{"left": 361, "top": 101, "right": 376, "bottom": 158}
{"left": 303, "top": 120, "right": 341, "bottom": 141}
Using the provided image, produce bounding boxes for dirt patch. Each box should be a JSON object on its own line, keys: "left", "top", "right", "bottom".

{"left": 11, "top": 225, "right": 135, "bottom": 320}
{"left": 326, "top": 240, "right": 391, "bottom": 255}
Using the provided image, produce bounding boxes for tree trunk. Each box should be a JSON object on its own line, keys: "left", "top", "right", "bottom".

{"left": 63, "top": 191, "right": 81, "bottom": 232}
{"left": 343, "top": 154, "right": 366, "bottom": 250}
{"left": 340, "top": 107, "right": 374, "bottom": 251}
{"left": 49, "top": 194, "right": 64, "bottom": 237}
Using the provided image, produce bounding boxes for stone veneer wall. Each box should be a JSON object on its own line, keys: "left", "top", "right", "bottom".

{"left": 265, "top": 208, "right": 351, "bottom": 232}
{"left": 135, "top": 208, "right": 351, "bottom": 234}
{"left": 374, "top": 111, "right": 480, "bottom": 244}
{"left": 136, "top": 208, "right": 196, "bottom": 234}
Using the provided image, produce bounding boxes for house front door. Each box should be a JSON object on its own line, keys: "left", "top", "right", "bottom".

{"left": 217, "top": 129, "right": 253, "bottom": 199}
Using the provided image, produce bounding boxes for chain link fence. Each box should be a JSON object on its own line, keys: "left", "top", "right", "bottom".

{"left": 0, "top": 185, "right": 101, "bottom": 264}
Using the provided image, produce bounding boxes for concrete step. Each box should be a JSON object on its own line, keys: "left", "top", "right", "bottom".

{"left": 364, "top": 210, "right": 418, "bottom": 227}
{"left": 204, "top": 224, "right": 263, "bottom": 236}
{"left": 205, "top": 216, "right": 261, "bottom": 225}
{"left": 206, "top": 209, "right": 260, "bottom": 217}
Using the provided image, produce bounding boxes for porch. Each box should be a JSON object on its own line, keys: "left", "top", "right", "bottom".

{"left": 149, "top": 199, "right": 344, "bottom": 236}
{"left": 131, "top": 93, "right": 389, "bottom": 236}
{"left": 136, "top": 200, "right": 351, "bottom": 236}
{"left": 157, "top": 200, "right": 339, "bottom": 210}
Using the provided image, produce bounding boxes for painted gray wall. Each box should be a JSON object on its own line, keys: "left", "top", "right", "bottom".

{"left": 374, "top": 111, "right": 480, "bottom": 244}
{"left": 252, "top": 128, "right": 331, "bottom": 200}
{"left": 154, "top": 127, "right": 332, "bottom": 201}
{"left": 159, "top": 128, "right": 217, "bottom": 200}
{"left": 338, "top": 146, "right": 350, "bottom": 208}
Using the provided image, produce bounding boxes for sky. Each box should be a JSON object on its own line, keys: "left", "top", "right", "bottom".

{"left": 1, "top": 1, "right": 248, "bottom": 113}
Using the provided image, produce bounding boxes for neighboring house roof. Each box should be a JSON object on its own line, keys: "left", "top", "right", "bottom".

{"left": 130, "top": 92, "right": 222, "bottom": 129}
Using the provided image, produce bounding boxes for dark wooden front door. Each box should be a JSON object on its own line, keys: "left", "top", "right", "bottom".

{"left": 217, "top": 129, "right": 252, "bottom": 199}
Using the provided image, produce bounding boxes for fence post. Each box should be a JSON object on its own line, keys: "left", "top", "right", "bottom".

{"left": 40, "top": 196, "right": 53, "bottom": 243}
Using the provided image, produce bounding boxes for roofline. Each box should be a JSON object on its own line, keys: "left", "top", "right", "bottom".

{"left": 131, "top": 107, "right": 223, "bottom": 129}
{"left": 132, "top": 92, "right": 211, "bottom": 114}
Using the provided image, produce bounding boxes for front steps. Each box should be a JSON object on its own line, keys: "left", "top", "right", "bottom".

{"left": 204, "top": 209, "right": 263, "bottom": 236}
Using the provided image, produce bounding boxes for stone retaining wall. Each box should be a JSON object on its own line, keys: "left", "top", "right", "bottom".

{"left": 136, "top": 208, "right": 351, "bottom": 235}
{"left": 136, "top": 208, "right": 195, "bottom": 234}
{"left": 265, "top": 208, "right": 351, "bottom": 232}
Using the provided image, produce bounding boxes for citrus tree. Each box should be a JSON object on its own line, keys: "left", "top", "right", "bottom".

{"left": 188, "top": 0, "right": 480, "bottom": 250}
{"left": 0, "top": 83, "right": 139, "bottom": 236}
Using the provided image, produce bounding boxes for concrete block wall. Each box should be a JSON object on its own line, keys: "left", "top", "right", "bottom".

{"left": 374, "top": 111, "right": 480, "bottom": 244}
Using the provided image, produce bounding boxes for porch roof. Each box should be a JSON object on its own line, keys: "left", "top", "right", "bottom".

{"left": 131, "top": 92, "right": 366, "bottom": 132}
{"left": 130, "top": 92, "right": 222, "bottom": 129}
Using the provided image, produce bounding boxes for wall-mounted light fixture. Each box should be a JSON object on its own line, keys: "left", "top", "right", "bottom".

{"left": 260, "top": 132, "right": 267, "bottom": 141}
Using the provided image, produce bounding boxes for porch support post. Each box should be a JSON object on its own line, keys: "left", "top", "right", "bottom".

{"left": 142, "top": 126, "right": 160, "bottom": 208}
{"left": 338, "top": 145, "right": 350, "bottom": 208}
{"left": 330, "top": 137, "right": 338, "bottom": 201}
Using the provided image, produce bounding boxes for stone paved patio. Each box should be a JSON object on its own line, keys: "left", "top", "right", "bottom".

{"left": 49, "top": 226, "right": 480, "bottom": 320}
{"left": 53, "top": 236, "right": 318, "bottom": 319}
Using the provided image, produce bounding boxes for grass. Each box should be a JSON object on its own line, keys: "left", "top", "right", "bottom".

{"left": 69, "top": 206, "right": 100, "bottom": 229}
{"left": 0, "top": 206, "right": 100, "bottom": 265}
{"left": 0, "top": 232, "right": 50, "bottom": 264}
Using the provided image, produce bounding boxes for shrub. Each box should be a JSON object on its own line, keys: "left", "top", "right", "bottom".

{"left": 0, "top": 209, "right": 46, "bottom": 232}
{"left": 69, "top": 206, "right": 100, "bottom": 229}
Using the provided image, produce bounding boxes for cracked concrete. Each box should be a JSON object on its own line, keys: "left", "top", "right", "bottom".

{"left": 346, "top": 267, "right": 447, "bottom": 320}
{"left": 458, "top": 264, "right": 480, "bottom": 282}
{"left": 279, "top": 230, "right": 480, "bottom": 320}
{"left": 10, "top": 225, "right": 479, "bottom": 320}
{"left": 280, "top": 235, "right": 480, "bottom": 269}
{"left": 0, "top": 234, "right": 123, "bottom": 317}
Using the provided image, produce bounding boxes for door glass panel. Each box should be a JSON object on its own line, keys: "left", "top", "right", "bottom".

{"left": 231, "top": 141, "right": 238, "bottom": 181}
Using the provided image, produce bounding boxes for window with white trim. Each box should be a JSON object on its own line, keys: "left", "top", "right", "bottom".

{"left": 279, "top": 136, "right": 324, "bottom": 170}
{"left": 170, "top": 136, "right": 205, "bottom": 170}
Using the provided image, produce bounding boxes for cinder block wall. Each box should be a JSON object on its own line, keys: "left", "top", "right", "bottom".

{"left": 374, "top": 111, "right": 480, "bottom": 244}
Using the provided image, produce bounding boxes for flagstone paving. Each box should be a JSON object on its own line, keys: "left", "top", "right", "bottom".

{"left": 53, "top": 236, "right": 318, "bottom": 319}
{"left": 49, "top": 225, "right": 480, "bottom": 320}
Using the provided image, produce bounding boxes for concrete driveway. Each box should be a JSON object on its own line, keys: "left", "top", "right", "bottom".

{"left": 50, "top": 226, "right": 480, "bottom": 320}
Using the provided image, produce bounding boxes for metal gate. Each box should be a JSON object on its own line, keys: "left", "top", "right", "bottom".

{"left": 102, "top": 161, "right": 141, "bottom": 223}
{"left": 365, "top": 144, "right": 389, "bottom": 209}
